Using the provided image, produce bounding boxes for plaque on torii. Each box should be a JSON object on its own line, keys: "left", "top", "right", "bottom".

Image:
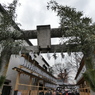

{"left": 37, "top": 25, "right": 51, "bottom": 51}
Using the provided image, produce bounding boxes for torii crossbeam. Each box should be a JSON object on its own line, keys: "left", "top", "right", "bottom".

{"left": 11, "top": 25, "right": 80, "bottom": 53}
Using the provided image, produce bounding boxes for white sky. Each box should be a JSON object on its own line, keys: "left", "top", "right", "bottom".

{"left": 1, "top": 0, "right": 95, "bottom": 30}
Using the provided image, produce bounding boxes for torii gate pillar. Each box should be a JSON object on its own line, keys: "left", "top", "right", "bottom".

{"left": 37, "top": 25, "right": 51, "bottom": 51}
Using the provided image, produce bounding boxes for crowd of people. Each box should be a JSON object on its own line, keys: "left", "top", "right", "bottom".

{"left": 44, "top": 89, "right": 80, "bottom": 95}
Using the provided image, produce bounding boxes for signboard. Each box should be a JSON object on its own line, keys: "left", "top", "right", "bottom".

{"left": 37, "top": 25, "right": 51, "bottom": 49}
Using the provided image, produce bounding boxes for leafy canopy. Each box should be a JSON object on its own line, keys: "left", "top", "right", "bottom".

{"left": 0, "top": 0, "right": 22, "bottom": 50}
{"left": 47, "top": 0, "right": 95, "bottom": 54}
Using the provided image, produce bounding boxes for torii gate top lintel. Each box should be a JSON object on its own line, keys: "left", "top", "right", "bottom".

{"left": 21, "top": 25, "right": 80, "bottom": 53}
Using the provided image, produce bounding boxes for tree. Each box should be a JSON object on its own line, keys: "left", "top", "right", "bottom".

{"left": 51, "top": 63, "right": 75, "bottom": 84}
{"left": 65, "top": 52, "right": 83, "bottom": 71}
{"left": 0, "top": 0, "right": 22, "bottom": 88}
{"left": 47, "top": 0, "right": 95, "bottom": 92}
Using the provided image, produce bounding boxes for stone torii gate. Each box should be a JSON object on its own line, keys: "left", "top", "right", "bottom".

{"left": 12, "top": 25, "right": 79, "bottom": 95}
{"left": 11, "top": 25, "right": 80, "bottom": 54}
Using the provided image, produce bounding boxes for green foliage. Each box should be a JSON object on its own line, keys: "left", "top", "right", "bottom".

{"left": 0, "top": 0, "right": 22, "bottom": 51}
{"left": 83, "top": 57, "right": 95, "bottom": 92}
{"left": 0, "top": 57, "right": 1, "bottom": 70}
{"left": 47, "top": 0, "right": 95, "bottom": 54}
{"left": 83, "top": 69, "right": 95, "bottom": 92}
{"left": 85, "top": 57, "right": 93, "bottom": 70}
{"left": 0, "top": 76, "right": 5, "bottom": 87}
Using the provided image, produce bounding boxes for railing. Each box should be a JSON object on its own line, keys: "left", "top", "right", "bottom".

{"left": 19, "top": 90, "right": 30, "bottom": 95}
{"left": 19, "top": 90, "right": 39, "bottom": 95}
{"left": 17, "top": 83, "right": 50, "bottom": 95}
{"left": 79, "top": 87, "right": 90, "bottom": 95}
{"left": 19, "top": 90, "right": 49, "bottom": 95}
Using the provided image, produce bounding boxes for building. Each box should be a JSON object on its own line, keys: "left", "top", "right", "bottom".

{"left": 75, "top": 57, "right": 91, "bottom": 95}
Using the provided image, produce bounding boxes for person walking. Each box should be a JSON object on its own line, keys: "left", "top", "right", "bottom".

{"left": 64, "top": 91, "right": 68, "bottom": 95}
{"left": 52, "top": 90, "right": 56, "bottom": 95}
{"left": 45, "top": 91, "right": 50, "bottom": 95}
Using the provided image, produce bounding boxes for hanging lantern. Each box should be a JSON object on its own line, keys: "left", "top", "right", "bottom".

{"left": 47, "top": 51, "right": 51, "bottom": 60}
{"left": 61, "top": 51, "right": 65, "bottom": 58}
{"left": 19, "top": 46, "right": 23, "bottom": 57}
{"left": 29, "top": 50, "right": 34, "bottom": 60}
{"left": 53, "top": 52, "right": 57, "bottom": 60}
{"left": 19, "top": 51, "right": 21, "bottom": 57}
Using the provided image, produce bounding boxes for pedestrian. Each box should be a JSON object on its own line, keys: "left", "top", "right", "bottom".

{"left": 39, "top": 92, "right": 44, "bottom": 95}
{"left": 49, "top": 89, "right": 52, "bottom": 95}
{"left": 64, "top": 91, "right": 68, "bottom": 95}
{"left": 45, "top": 90, "right": 50, "bottom": 95}
{"left": 52, "top": 90, "right": 56, "bottom": 95}
{"left": 75, "top": 91, "right": 80, "bottom": 95}
{"left": 56, "top": 91, "right": 60, "bottom": 95}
